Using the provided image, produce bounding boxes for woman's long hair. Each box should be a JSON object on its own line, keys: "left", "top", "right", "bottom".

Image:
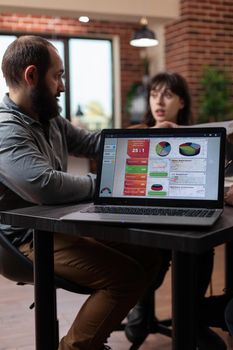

{"left": 143, "top": 72, "right": 192, "bottom": 127}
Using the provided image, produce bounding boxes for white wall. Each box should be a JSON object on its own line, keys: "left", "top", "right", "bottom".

{"left": 0, "top": 0, "right": 179, "bottom": 23}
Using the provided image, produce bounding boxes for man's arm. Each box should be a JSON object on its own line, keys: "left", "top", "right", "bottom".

{"left": 57, "top": 116, "right": 101, "bottom": 159}
{"left": 0, "top": 117, "right": 97, "bottom": 205}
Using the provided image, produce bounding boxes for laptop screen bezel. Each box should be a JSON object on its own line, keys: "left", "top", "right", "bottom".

{"left": 94, "top": 127, "right": 226, "bottom": 209}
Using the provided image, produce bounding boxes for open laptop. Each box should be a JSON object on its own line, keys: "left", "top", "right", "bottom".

{"left": 61, "top": 127, "right": 226, "bottom": 227}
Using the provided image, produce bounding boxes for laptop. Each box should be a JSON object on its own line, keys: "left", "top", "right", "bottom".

{"left": 61, "top": 127, "right": 226, "bottom": 227}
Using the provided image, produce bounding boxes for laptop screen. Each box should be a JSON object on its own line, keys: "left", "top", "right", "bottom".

{"left": 94, "top": 127, "right": 226, "bottom": 209}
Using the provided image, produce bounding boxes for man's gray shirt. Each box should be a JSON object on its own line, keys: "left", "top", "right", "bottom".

{"left": 0, "top": 94, "right": 100, "bottom": 245}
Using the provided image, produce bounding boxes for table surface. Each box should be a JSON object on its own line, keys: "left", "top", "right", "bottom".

{"left": 2, "top": 203, "right": 233, "bottom": 350}
{"left": 1, "top": 203, "right": 233, "bottom": 253}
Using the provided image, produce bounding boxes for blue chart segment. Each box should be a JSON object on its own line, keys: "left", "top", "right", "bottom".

{"left": 179, "top": 142, "right": 201, "bottom": 156}
{"left": 156, "top": 141, "right": 171, "bottom": 157}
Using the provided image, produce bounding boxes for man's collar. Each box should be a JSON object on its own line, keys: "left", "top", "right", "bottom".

{"left": 1, "top": 94, "right": 42, "bottom": 126}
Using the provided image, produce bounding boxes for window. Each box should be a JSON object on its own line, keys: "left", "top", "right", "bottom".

{"left": 49, "top": 39, "right": 66, "bottom": 117}
{"left": 69, "top": 38, "right": 113, "bottom": 130}
{"left": 0, "top": 35, "right": 114, "bottom": 130}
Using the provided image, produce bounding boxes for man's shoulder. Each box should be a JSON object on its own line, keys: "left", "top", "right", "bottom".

{"left": 0, "top": 95, "right": 24, "bottom": 122}
{"left": 0, "top": 107, "right": 36, "bottom": 129}
{"left": 0, "top": 107, "right": 21, "bottom": 122}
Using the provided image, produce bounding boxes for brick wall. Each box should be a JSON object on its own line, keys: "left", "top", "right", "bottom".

{"left": 2, "top": 3, "right": 232, "bottom": 125}
{"left": 165, "top": 0, "right": 233, "bottom": 121}
{"left": 0, "top": 13, "right": 144, "bottom": 126}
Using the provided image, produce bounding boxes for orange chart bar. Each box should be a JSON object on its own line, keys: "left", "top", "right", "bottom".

{"left": 124, "top": 188, "right": 146, "bottom": 196}
{"left": 125, "top": 173, "right": 147, "bottom": 180}
{"left": 124, "top": 180, "right": 147, "bottom": 188}
{"left": 126, "top": 158, "right": 148, "bottom": 165}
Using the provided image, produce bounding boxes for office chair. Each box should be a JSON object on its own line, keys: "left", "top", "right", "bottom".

{"left": 0, "top": 231, "right": 171, "bottom": 350}
{"left": 0, "top": 231, "right": 98, "bottom": 347}
{"left": 125, "top": 294, "right": 172, "bottom": 349}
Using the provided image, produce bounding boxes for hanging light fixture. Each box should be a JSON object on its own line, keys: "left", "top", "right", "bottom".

{"left": 79, "top": 16, "right": 90, "bottom": 23}
{"left": 130, "top": 17, "right": 159, "bottom": 48}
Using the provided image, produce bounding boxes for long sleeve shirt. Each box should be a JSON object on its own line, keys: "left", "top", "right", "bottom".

{"left": 0, "top": 94, "right": 100, "bottom": 245}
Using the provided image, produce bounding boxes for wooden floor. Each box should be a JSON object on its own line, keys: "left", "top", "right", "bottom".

{"left": 0, "top": 244, "right": 232, "bottom": 350}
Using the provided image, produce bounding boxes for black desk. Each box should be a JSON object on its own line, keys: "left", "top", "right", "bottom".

{"left": 1, "top": 203, "right": 233, "bottom": 350}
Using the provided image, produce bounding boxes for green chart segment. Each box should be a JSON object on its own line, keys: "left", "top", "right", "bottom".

{"left": 125, "top": 165, "right": 148, "bottom": 173}
{"left": 148, "top": 191, "right": 167, "bottom": 196}
{"left": 149, "top": 172, "right": 168, "bottom": 177}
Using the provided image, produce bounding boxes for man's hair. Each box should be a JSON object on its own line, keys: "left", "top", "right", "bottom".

{"left": 144, "top": 71, "right": 193, "bottom": 126}
{"left": 1, "top": 35, "right": 55, "bottom": 88}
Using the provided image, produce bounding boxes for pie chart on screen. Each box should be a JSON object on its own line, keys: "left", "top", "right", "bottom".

{"left": 156, "top": 141, "right": 171, "bottom": 157}
{"left": 151, "top": 184, "right": 163, "bottom": 191}
{"left": 179, "top": 142, "right": 201, "bottom": 156}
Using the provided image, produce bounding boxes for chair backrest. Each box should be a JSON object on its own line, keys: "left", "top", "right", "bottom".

{"left": 0, "top": 231, "right": 92, "bottom": 295}
{"left": 0, "top": 231, "right": 33, "bottom": 283}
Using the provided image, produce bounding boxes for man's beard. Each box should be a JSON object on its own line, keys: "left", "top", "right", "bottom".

{"left": 30, "top": 78, "right": 62, "bottom": 124}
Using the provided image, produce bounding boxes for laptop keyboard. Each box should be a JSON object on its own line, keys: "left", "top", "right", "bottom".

{"left": 83, "top": 206, "right": 215, "bottom": 217}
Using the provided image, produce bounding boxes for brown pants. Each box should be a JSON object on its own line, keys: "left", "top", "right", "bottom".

{"left": 20, "top": 233, "right": 164, "bottom": 350}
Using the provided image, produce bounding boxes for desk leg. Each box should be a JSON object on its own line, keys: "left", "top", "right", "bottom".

{"left": 172, "top": 251, "right": 198, "bottom": 350}
{"left": 33, "top": 230, "right": 56, "bottom": 350}
{"left": 225, "top": 241, "right": 233, "bottom": 292}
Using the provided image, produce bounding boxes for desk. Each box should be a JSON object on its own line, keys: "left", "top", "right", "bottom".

{"left": 1, "top": 203, "right": 233, "bottom": 350}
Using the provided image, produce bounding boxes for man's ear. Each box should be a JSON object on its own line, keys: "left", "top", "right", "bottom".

{"left": 24, "top": 65, "right": 38, "bottom": 86}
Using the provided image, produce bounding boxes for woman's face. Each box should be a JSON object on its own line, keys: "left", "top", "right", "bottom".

{"left": 149, "top": 84, "right": 184, "bottom": 124}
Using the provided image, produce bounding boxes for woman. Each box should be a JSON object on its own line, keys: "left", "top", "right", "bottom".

{"left": 125, "top": 71, "right": 227, "bottom": 350}
{"left": 130, "top": 71, "right": 191, "bottom": 129}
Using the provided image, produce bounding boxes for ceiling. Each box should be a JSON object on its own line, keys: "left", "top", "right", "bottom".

{"left": 0, "top": 0, "right": 179, "bottom": 24}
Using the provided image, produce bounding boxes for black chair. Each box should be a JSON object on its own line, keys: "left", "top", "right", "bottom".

{"left": 125, "top": 293, "right": 172, "bottom": 349}
{"left": 0, "top": 231, "right": 97, "bottom": 347}
{"left": 0, "top": 231, "right": 171, "bottom": 350}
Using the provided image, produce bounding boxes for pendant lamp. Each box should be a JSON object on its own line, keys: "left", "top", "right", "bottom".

{"left": 130, "top": 17, "right": 159, "bottom": 48}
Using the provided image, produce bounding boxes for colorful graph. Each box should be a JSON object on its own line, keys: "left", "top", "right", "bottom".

{"left": 100, "top": 187, "right": 112, "bottom": 194}
{"left": 179, "top": 142, "right": 201, "bottom": 156}
{"left": 151, "top": 184, "right": 163, "bottom": 191}
{"left": 124, "top": 139, "right": 149, "bottom": 196}
{"left": 155, "top": 141, "right": 171, "bottom": 157}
